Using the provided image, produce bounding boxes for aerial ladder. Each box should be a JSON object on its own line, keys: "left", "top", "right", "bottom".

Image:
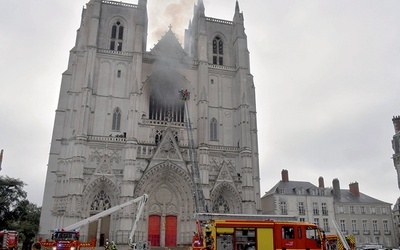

{"left": 331, "top": 219, "right": 355, "bottom": 250}
{"left": 40, "top": 194, "right": 149, "bottom": 250}
{"left": 179, "top": 89, "right": 207, "bottom": 214}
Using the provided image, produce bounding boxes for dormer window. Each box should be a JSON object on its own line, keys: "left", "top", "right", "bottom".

{"left": 212, "top": 37, "right": 223, "bottom": 65}
{"left": 110, "top": 21, "right": 124, "bottom": 51}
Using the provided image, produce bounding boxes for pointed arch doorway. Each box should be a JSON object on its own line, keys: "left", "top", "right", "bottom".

{"left": 148, "top": 215, "right": 177, "bottom": 247}
{"left": 86, "top": 189, "right": 113, "bottom": 246}
{"left": 88, "top": 215, "right": 110, "bottom": 246}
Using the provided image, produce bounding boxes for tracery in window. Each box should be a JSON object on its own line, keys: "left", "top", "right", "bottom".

{"left": 149, "top": 90, "right": 185, "bottom": 123}
{"left": 212, "top": 36, "right": 223, "bottom": 65}
{"left": 210, "top": 118, "right": 218, "bottom": 141}
{"left": 90, "top": 190, "right": 111, "bottom": 211}
{"left": 110, "top": 21, "right": 124, "bottom": 51}
{"left": 155, "top": 130, "right": 164, "bottom": 145}
{"left": 112, "top": 107, "right": 121, "bottom": 131}
{"left": 212, "top": 195, "right": 230, "bottom": 213}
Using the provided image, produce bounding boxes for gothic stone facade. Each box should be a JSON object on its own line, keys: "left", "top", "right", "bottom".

{"left": 39, "top": 0, "right": 261, "bottom": 247}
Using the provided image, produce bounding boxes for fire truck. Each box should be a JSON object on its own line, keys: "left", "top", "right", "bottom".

{"left": 192, "top": 213, "right": 326, "bottom": 250}
{"left": 39, "top": 194, "right": 148, "bottom": 250}
{"left": 0, "top": 230, "right": 18, "bottom": 250}
{"left": 327, "top": 220, "right": 357, "bottom": 250}
{"left": 326, "top": 234, "right": 356, "bottom": 250}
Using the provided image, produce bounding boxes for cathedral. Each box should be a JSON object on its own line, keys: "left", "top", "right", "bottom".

{"left": 39, "top": 0, "right": 261, "bottom": 247}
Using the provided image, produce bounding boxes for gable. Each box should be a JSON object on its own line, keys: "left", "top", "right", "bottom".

{"left": 150, "top": 28, "right": 187, "bottom": 59}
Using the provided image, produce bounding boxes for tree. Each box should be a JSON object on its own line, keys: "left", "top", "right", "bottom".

{"left": 0, "top": 175, "right": 27, "bottom": 229}
{"left": 12, "top": 200, "right": 41, "bottom": 250}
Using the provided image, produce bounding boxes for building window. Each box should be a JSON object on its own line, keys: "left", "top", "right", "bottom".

{"left": 383, "top": 220, "right": 389, "bottom": 232}
{"left": 212, "top": 36, "right": 223, "bottom": 65}
{"left": 322, "top": 203, "right": 328, "bottom": 215}
{"left": 90, "top": 190, "right": 111, "bottom": 211}
{"left": 112, "top": 107, "right": 121, "bottom": 131}
{"left": 371, "top": 207, "right": 376, "bottom": 214}
{"left": 298, "top": 202, "right": 305, "bottom": 215}
{"left": 299, "top": 218, "right": 305, "bottom": 222}
{"left": 280, "top": 201, "right": 287, "bottom": 215}
{"left": 212, "top": 195, "right": 230, "bottom": 213}
{"left": 210, "top": 118, "right": 218, "bottom": 141}
{"left": 338, "top": 206, "right": 344, "bottom": 214}
{"left": 381, "top": 207, "right": 387, "bottom": 214}
{"left": 360, "top": 206, "right": 365, "bottom": 214}
{"left": 155, "top": 129, "right": 164, "bottom": 145}
{"left": 314, "top": 218, "right": 320, "bottom": 227}
{"left": 340, "top": 219, "right": 346, "bottom": 233}
{"left": 372, "top": 220, "right": 378, "bottom": 232}
{"left": 117, "top": 70, "right": 121, "bottom": 78}
{"left": 110, "top": 21, "right": 124, "bottom": 51}
{"left": 362, "top": 219, "right": 368, "bottom": 232}
{"left": 149, "top": 89, "right": 185, "bottom": 123}
{"left": 313, "top": 202, "right": 319, "bottom": 215}
{"left": 323, "top": 218, "right": 329, "bottom": 232}
{"left": 351, "top": 219, "right": 357, "bottom": 232}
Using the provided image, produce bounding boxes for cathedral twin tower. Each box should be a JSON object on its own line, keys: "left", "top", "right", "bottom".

{"left": 39, "top": 0, "right": 261, "bottom": 247}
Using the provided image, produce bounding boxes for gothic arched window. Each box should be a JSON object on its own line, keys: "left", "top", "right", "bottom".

{"left": 149, "top": 90, "right": 185, "bottom": 123}
{"left": 210, "top": 118, "right": 218, "bottom": 141}
{"left": 90, "top": 190, "right": 111, "bottom": 211}
{"left": 212, "top": 195, "right": 230, "bottom": 213}
{"left": 110, "top": 21, "right": 124, "bottom": 51}
{"left": 212, "top": 37, "right": 223, "bottom": 65}
{"left": 112, "top": 108, "right": 121, "bottom": 131}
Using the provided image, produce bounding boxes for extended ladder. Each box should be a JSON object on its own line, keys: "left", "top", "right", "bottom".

{"left": 180, "top": 89, "right": 206, "bottom": 213}
{"left": 332, "top": 219, "right": 351, "bottom": 250}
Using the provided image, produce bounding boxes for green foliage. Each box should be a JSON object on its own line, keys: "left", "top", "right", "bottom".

{"left": 13, "top": 200, "right": 41, "bottom": 250}
{"left": 0, "top": 175, "right": 27, "bottom": 229}
{"left": 0, "top": 175, "right": 41, "bottom": 250}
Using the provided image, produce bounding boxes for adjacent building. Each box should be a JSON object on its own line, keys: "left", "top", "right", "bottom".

{"left": 39, "top": 0, "right": 261, "bottom": 247}
{"left": 261, "top": 169, "right": 336, "bottom": 233}
{"left": 262, "top": 170, "right": 397, "bottom": 248}
{"left": 392, "top": 116, "right": 400, "bottom": 246}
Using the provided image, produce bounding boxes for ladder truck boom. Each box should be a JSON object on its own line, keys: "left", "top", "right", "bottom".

{"left": 179, "top": 89, "right": 206, "bottom": 213}
{"left": 63, "top": 194, "right": 148, "bottom": 232}
{"left": 332, "top": 219, "right": 351, "bottom": 250}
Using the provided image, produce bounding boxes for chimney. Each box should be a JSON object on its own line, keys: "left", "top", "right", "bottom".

{"left": 318, "top": 176, "right": 325, "bottom": 188}
{"left": 332, "top": 178, "right": 341, "bottom": 199}
{"left": 393, "top": 116, "right": 400, "bottom": 133}
{"left": 281, "top": 169, "right": 289, "bottom": 182}
{"left": 349, "top": 182, "right": 360, "bottom": 197}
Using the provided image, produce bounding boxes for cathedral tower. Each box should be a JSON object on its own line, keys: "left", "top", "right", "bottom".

{"left": 39, "top": 0, "right": 261, "bottom": 247}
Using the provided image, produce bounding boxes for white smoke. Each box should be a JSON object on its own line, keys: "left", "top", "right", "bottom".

{"left": 148, "top": 0, "right": 195, "bottom": 48}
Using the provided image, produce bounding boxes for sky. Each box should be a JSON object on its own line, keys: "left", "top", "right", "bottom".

{"left": 1, "top": 0, "right": 400, "bottom": 207}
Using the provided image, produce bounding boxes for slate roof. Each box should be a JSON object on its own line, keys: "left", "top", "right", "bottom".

{"left": 335, "top": 189, "right": 391, "bottom": 205}
{"left": 263, "top": 180, "right": 391, "bottom": 205}
{"left": 262, "top": 180, "right": 318, "bottom": 197}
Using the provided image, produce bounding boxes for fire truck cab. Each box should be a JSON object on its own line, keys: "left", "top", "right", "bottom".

{"left": 51, "top": 230, "right": 80, "bottom": 250}
{"left": 193, "top": 213, "right": 326, "bottom": 250}
{"left": 0, "top": 230, "right": 18, "bottom": 250}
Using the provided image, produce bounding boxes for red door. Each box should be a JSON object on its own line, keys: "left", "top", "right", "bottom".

{"left": 165, "top": 216, "right": 177, "bottom": 247}
{"left": 148, "top": 215, "right": 161, "bottom": 247}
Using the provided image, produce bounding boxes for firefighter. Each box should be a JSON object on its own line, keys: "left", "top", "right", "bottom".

{"left": 104, "top": 239, "right": 110, "bottom": 250}
{"left": 111, "top": 241, "right": 117, "bottom": 250}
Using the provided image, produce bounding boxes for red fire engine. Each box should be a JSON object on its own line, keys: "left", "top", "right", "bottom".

{"left": 192, "top": 213, "right": 326, "bottom": 250}
{"left": 0, "top": 230, "right": 18, "bottom": 250}
{"left": 39, "top": 194, "right": 148, "bottom": 250}
{"left": 39, "top": 230, "right": 94, "bottom": 250}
